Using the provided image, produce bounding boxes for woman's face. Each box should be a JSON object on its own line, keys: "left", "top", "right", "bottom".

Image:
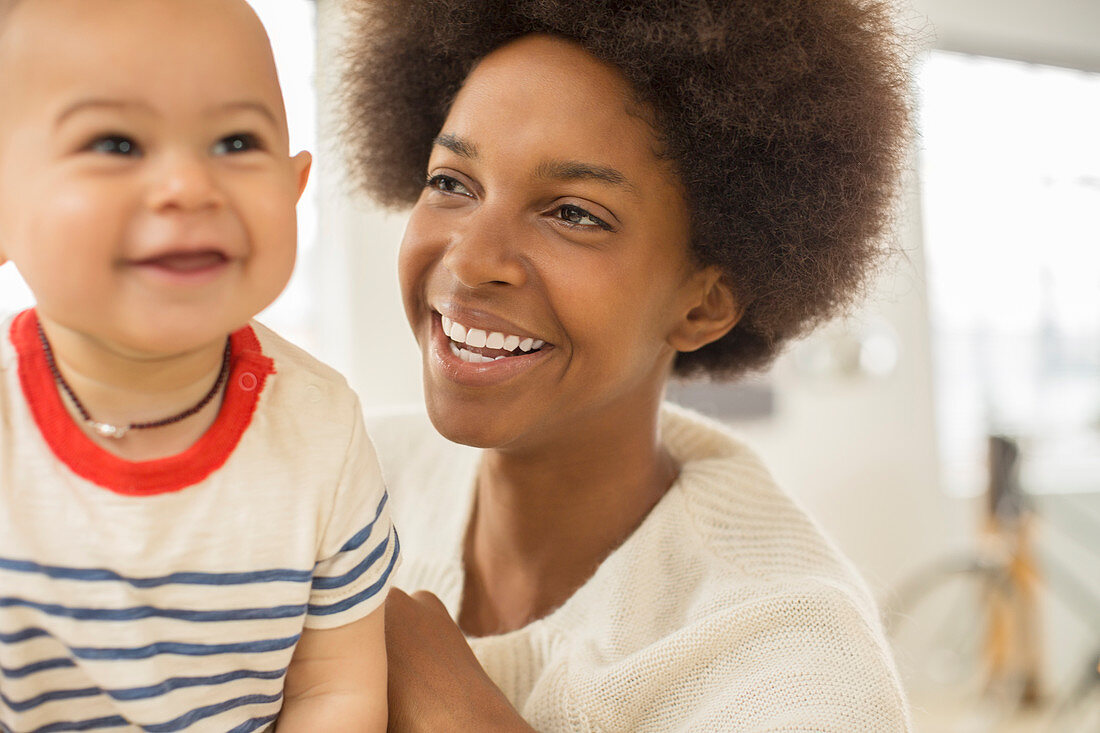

{"left": 399, "top": 34, "right": 705, "bottom": 452}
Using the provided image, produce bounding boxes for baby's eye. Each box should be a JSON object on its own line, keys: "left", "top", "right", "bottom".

{"left": 425, "top": 174, "right": 472, "bottom": 197}
{"left": 89, "top": 135, "right": 140, "bottom": 156}
{"left": 212, "top": 133, "right": 263, "bottom": 155}
{"left": 556, "top": 204, "right": 612, "bottom": 231}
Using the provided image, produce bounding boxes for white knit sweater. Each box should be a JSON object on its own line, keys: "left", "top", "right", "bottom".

{"left": 368, "top": 404, "right": 910, "bottom": 731}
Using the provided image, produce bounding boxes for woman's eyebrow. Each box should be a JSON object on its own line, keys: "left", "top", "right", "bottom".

{"left": 535, "top": 159, "right": 634, "bottom": 191}
{"left": 433, "top": 133, "right": 636, "bottom": 192}
{"left": 433, "top": 133, "right": 479, "bottom": 159}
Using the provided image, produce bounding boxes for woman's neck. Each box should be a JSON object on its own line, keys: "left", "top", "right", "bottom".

{"left": 459, "top": 408, "right": 678, "bottom": 636}
{"left": 38, "top": 316, "right": 230, "bottom": 461}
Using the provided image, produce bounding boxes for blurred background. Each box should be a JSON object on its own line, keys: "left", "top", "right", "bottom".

{"left": 1, "top": 0, "right": 1096, "bottom": 729}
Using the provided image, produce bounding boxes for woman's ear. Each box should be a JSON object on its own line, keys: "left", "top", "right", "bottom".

{"left": 667, "top": 267, "right": 742, "bottom": 353}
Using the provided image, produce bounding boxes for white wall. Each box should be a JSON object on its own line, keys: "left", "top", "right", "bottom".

{"left": 912, "top": 0, "right": 1100, "bottom": 72}
{"left": 312, "top": 1, "right": 421, "bottom": 407}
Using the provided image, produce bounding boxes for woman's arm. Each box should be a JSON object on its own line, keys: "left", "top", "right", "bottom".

{"left": 277, "top": 605, "right": 388, "bottom": 732}
{"left": 385, "top": 589, "right": 536, "bottom": 732}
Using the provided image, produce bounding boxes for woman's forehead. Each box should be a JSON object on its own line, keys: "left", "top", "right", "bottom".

{"left": 439, "top": 35, "right": 675, "bottom": 187}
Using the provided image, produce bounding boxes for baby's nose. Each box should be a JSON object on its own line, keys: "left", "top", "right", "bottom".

{"left": 145, "top": 153, "right": 224, "bottom": 212}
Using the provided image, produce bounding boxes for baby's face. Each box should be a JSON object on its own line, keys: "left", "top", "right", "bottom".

{"left": 0, "top": 0, "right": 310, "bottom": 357}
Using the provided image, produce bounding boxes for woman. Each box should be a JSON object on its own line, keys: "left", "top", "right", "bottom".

{"left": 343, "top": 0, "right": 911, "bottom": 729}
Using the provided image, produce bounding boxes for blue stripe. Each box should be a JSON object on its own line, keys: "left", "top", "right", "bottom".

{"left": 109, "top": 668, "right": 286, "bottom": 701}
{"left": 2, "top": 685, "right": 99, "bottom": 713}
{"left": 72, "top": 634, "right": 299, "bottom": 660}
{"left": 1, "top": 657, "right": 76, "bottom": 679}
{"left": 312, "top": 534, "right": 389, "bottom": 591}
{"left": 308, "top": 531, "right": 400, "bottom": 616}
{"left": 25, "top": 716, "right": 129, "bottom": 733}
{"left": 0, "top": 668, "right": 286, "bottom": 714}
{"left": 0, "top": 596, "right": 305, "bottom": 622}
{"left": 334, "top": 492, "right": 389, "bottom": 555}
{"left": 0, "top": 627, "right": 50, "bottom": 643}
{"left": 145, "top": 693, "right": 282, "bottom": 733}
{"left": 227, "top": 715, "right": 279, "bottom": 733}
{"left": 0, "top": 556, "right": 311, "bottom": 588}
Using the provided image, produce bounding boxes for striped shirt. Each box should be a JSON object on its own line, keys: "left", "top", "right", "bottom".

{"left": 0, "top": 311, "right": 399, "bottom": 732}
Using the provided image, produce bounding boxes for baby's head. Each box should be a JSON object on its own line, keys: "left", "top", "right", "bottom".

{"left": 0, "top": 0, "right": 310, "bottom": 357}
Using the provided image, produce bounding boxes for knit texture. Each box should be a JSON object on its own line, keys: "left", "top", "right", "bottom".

{"left": 369, "top": 404, "right": 910, "bottom": 732}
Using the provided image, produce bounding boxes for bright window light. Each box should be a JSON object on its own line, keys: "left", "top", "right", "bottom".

{"left": 920, "top": 51, "right": 1100, "bottom": 495}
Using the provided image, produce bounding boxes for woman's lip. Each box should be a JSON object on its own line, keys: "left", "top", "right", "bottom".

{"left": 429, "top": 312, "right": 551, "bottom": 386}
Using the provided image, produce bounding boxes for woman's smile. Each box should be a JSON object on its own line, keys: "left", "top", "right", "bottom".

{"left": 429, "top": 310, "right": 553, "bottom": 387}
{"left": 440, "top": 313, "right": 547, "bottom": 361}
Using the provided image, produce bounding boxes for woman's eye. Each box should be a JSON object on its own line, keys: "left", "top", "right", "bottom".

{"left": 89, "top": 135, "right": 140, "bottom": 156}
{"left": 556, "top": 204, "right": 612, "bottom": 230}
{"left": 212, "top": 133, "right": 263, "bottom": 155}
{"left": 425, "top": 174, "right": 472, "bottom": 196}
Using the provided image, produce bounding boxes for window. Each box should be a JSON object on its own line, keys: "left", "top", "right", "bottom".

{"left": 919, "top": 51, "right": 1100, "bottom": 495}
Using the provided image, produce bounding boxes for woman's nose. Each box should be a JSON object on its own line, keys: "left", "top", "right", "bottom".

{"left": 440, "top": 209, "right": 529, "bottom": 289}
{"left": 145, "top": 152, "right": 225, "bottom": 213}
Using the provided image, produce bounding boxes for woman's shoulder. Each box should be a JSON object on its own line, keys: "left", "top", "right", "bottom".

{"left": 530, "top": 405, "right": 909, "bottom": 730}
{"left": 659, "top": 403, "right": 879, "bottom": 610}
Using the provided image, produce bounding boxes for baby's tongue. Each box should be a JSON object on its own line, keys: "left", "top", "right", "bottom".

{"left": 146, "top": 252, "right": 227, "bottom": 271}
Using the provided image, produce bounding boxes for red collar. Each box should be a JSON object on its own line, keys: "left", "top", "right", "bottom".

{"left": 10, "top": 309, "right": 275, "bottom": 496}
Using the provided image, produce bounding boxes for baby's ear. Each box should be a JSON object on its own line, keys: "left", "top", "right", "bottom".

{"left": 667, "top": 267, "right": 742, "bottom": 354}
{"left": 292, "top": 151, "right": 312, "bottom": 203}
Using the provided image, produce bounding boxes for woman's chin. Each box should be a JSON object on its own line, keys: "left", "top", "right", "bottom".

{"left": 423, "top": 398, "right": 511, "bottom": 450}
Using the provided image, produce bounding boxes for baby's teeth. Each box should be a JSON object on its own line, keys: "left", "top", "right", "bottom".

{"left": 518, "top": 337, "right": 534, "bottom": 352}
{"left": 466, "top": 328, "right": 487, "bottom": 348}
{"left": 450, "top": 322, "right": 467, "bottom": 343}
{"left": 531, "top": 339, "right": 545, "bottom": 350}
{"left": 442, "top": 315, "right": 453, "bottom": 334}
{"left": 503, "top": 334, "right": 520, "bottom": 351}
{"left": 486, "top": 331, "right": 505, "bottom": 349}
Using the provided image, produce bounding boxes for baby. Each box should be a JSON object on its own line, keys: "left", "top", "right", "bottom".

{"left": 0, "top": 0, "right": 395, "bottom": 730}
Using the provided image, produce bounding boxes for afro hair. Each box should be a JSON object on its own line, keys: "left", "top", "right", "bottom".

{"left": 341, "top": 0, "right": 911, "bottom": 378}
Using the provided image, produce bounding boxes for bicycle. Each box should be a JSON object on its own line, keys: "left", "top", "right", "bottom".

{"left": 884, "top": 436, "right": 1100, "bottom": 732}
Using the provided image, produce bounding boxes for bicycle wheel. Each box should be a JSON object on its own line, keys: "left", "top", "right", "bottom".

{"left": 887, "top": 562, "right": 1031, "bottom": 732}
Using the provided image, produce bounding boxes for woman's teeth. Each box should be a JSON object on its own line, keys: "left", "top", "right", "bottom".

{"left": 449, "top": 342, "right": 505, "bottom": 363}
{"left": 441, "top": 315, "right": 544, "bottom": 359}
